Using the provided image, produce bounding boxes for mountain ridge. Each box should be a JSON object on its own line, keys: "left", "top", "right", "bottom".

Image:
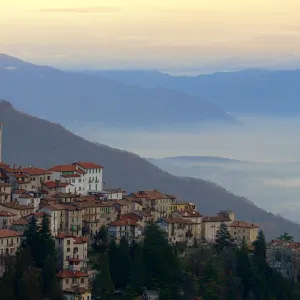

{"left": 0, "top": 54, "right": 237, "bottom": 127}
{"left": 0, "top": 100, "right": 299, "bottom": 239}
{"left": 92, "top": 69, "right": 300, "bottom": 114}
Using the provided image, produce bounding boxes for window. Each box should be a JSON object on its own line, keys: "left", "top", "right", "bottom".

{"left": 81, "top": 278, "right": 84, "bottom": 284}
{"left": 66, "top": 279, "right": 69, "bottom": 284}
{"left": 47, "top": 176, "right": 50, "bottom": 180}
{"left": 67, "top": 248, "right": 70, "bottom": 252}
{"left": 67, "top": 240, "right": 70, "bottom": 245}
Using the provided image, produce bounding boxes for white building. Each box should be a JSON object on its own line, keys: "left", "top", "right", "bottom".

{"left": 73, "top": 162, "right": 103, "bottom": 194}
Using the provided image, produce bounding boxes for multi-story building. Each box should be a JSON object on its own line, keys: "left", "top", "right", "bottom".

{"left": 56, "top": 270, "right": 91, "bottom": 300}
{"left": 41, "top": 181, "right": 75, "bottom": 195}
{"left": 74, "top": 199, "right": 117, "bottom": 237}
{"left": 108, "top": 219, "right": 142, "bottom": 243}
{"left": 0, "top": 229, "right": 22, "bottom": 256}
{"left": 201, "top": 211, "right": 235, "bottom": 242}
{"left": 73, "top": 162, "right": 103, "bottom": 194}
{"left": 0, "top": 211, "right": 18, "bottom": 229}
{"left": 17, "top": 192, "right": 40, "bottom": 210}
{"left": 0, "top": 182, "right": 11, "bottom": 203}
{"left": 230, "top": 220, "right": 259, "bottom": 246}
{"left": 0, "top": 202, "right": 34, "bottom": 219}
{"left": 170, "top": 210, "right": 203, "bottom": 239}
{"left": 39, "top": 204, "right": 83, "bottom": 236}
{"left": 128, "top": 190, "right": 176, "bottom": 218}
{"left": 18, "top": 167, "right": 52, "bottom": 191}
{"left": 157, "top": 218, "right": 193, "bottom": 245}
{"left": 55, "top": 234, "right": 88, "bottom": 271}
{"left": 49, "top": 164, "right": 85, "bottom": 195}
{"left": 104, "top": 188, "right": 124, "bottom": 200}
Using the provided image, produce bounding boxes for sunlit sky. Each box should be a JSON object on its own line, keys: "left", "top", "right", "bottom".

{"left": 1, "top": 0, "right": 300, "bottom": 72}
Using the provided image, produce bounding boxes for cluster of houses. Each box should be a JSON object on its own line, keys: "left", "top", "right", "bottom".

{"left": 0, "top": 160, "right": 259, "bottom": 299}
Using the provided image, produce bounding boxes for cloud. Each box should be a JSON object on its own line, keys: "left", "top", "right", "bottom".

{"left": 39, "top": 6, "right": 122, "bottom": 14}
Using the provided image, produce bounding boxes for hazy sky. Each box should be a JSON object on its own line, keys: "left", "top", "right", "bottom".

{"left": 2, "top": 0, "right": 300, "bottom": 72}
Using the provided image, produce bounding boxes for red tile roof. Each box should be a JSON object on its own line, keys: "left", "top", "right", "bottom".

{"left": 22, "top": 167, "right": 52, "bottom": 176}
{"left": 74, "top": 162, "right": 103, "bottom": 169}
{"left": 56, "top": 270, "right": 89, "bottom": 278}
{"left": 12, "top": 218, "right": 28, "bottom": 225}
{"left": 130, "top": 189, "right": 169, "bottom": 200}
{"left": 14, "top": 189, "right": 27, "bottom": 194}
{"left": 49, "top": 164, "right": 85, "bottom": 174}
{"left": 55, "top": 234, "right": 88, "bottom": 244}
{"left": 174, "top": 210, "right": 203, "bottom": 218}
{"left": 231, "top": 220, "right": 259, "bottom": 229}
{"left": 202, "top": 215, "right": 231, "bottom": 222}
{"left": 0, "top": 229, "right": 23, "bottom": 237}
{"left": 42, "top": 181, "right": 70, "bottom": 189}
{"left": 0, "top": 202, "right": 34, "bottom": 210}
{"left": 163, "top": 218, "right": 193, "bottom": 224}
{"left": 19, "top": 193, "right": 33, "bottom": 199}
{"left": 0, "top": 211, "right": 17, "bottom": 217}
{"left": 61, "top": 174, "right": 81, "bottom": 178}
{"left": 109, "top": 219, "right": 138, "bottom": 226}
{"left": 0, "top": 182, "right": 11, "bottom": 187}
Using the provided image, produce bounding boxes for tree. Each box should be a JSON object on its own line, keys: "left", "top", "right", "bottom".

{"left": 143, "top": 222, "right": 180, "bottom": 298}
{"left": 252, "top": 230, "right": 267, "bottom": 275}
{"left": 42, "top": 255, "right": 63, "bottom": 300}
{"left": 277, "top": 232, "right": 293, "bottom": 243}
{"left": 215, "top": 222, "right": 232, "bottom": 253}
{"left": 18, "top": 265, "right": 43, "bottom": 300}
{"left": 92, "top": 252, "right": 115, "bottom": 300}
{"left": 128, "top": 242, "right": 144, "bottom": 294}
{"left": 93, "top": 225, "right": 109, "bottom": 252}
{"left": 121, "top": 284, "right": 137, "bottom": 300}
{"left": 108, "top": 238, "right": 119, "bottom": 287}
{"left": 159, "top": 288, "right": 172, "bottom": 300}
{"left": 116, "top": 236, "right": 131, "bottom": 289}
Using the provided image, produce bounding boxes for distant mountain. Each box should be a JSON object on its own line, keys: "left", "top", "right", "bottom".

{"left": 0, "top": 54, "right": 236, "bottom": 127}
{"left": 0, "top": 100, "right": 300, "bottom": 239}
{"left": 92, "top": 69, "right": 300, "bottom": 114}
{"left": 151, "top": 156, "right": 248, "bottom": 164}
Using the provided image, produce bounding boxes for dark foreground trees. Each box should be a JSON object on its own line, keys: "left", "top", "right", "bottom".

{"left": 0, "top": 215, "right": 62, "bottom": 300}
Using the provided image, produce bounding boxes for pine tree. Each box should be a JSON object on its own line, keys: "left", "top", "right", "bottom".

{"left": 121, "top": 284, "right": 137, "bottom": 300}
{"left": 128, "top": 242, "right": 144, "bottom": 294}
{"left": 215, "top": 222, "right": 232, "bottom": 253}
{"left": 116, "top": 236, "right": 131, "bottom": 289}
{"left": 252, "top": 230, "right": 267, "bottom": 276}
{"left": 0, "top": 256, "right": 16, "bottom": 300}
{"left": 42, "top": 255, "right": 63, "bottom": 300}
{"left": 92, "top": 252, "right": 115, "bottom": 300}
{"left": 108, "top": 238, "right": 119, "bottom": 287}
{"left": 143, "top": 222, "right": 180, "bottom": 298}
{"left": 93, "top": 225, "right": 109, "bottom": 252}
{"left": 18, "top": 265, "right": 43, "bottom": 300}
{"left": 159, "top": 288, "right": 173, "bottom": 300}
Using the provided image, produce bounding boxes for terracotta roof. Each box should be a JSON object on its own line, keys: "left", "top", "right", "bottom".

{"left": 55, "top": 234, "right": 88, "bottom": 243}
{"left": 0, "top": 211, "right": 17, "bottom": 217}
{"left": 54, "top": 192, "right": 77, "bottom": 198}
{"left": 0, "top": 162, "right": 10, "bottom": 169}
{"left": 19, "top": 193, "right": 33, "bottom": 199}
{"left": 14, "top": 189, "right": 27, "bottom": 194}
{"left": 61, "top": 174, "right": 81, "bottom": 178}
{"left": 0, "top": 202, "right": 34, "bottom": 210}
{"left": 109, "top": 219, "right": 138, "bottom": 226}
{"left": 74, "top": 162, "right": 103, "bottom": 169}
{"left": 42, "top": 181, "right": 70, "bottom": 189}
{"left": 66, "top": 258, "right": 82, "bottom": 262}
{"left": 202, "top": 216, "right": 231, "bottom": 222}
{"left": 0, "top": 229, "right": 23, "bottom": 237}
{"left": 12, "top": 218, "right": 28, "bottom": 225}
{"left": 49, "top": 165, "right": 85, "bottom": 175}
{"left": 174, "top": 210, "right": 203, "bottom": 218}
{"left": 231, "top": 220, "right": 259, "bottom": 229}
{"left": 22, "top": 167, "right": 52, "bottom": 176}
{"left": 56, "top": 270, "right": 89, "bottom": 278}
{"left": 74, "top": 200, "right": 113, "bottom": 209}
{"left": 131, "top": 189, "right": 168, "bottom": 200}
{"left": 162, "top": 218, "right": 193, "bottom": 224}
{"left": 42, "top": 203, "right": 76, "bottom": 211}
{"left": 28, "top": 212, "right": 46, "bottom": 219}
{"left": 120, "top": 214, "right": 140, "bottom": 222}
{"left": 0, "top": 182, "right": 11, "bottom": 187}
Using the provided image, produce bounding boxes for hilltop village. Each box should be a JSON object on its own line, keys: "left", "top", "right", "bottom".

{"left": 0, "top": 159, "right": 260, "bottom": 299}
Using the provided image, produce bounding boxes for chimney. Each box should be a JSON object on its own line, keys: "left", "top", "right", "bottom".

{"left": 0, "top": 122, "right": 3, "bottom": 163}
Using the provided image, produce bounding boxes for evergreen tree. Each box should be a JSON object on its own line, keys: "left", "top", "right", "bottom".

{"left": 42, "top": 254, "right": 63, "bottom": 300}
{"left": 128, "top": 242, "right": 144, "bottom": 294}
{"left": 0, "top": 256, "right": 16, "bottom": 300}
{"left": 121, "top": 284, "right": 137, "bottom": 300}
{"left": 116, "top": 236, "right": 131, "bottom": 289}
{"left": 18, "top": 265, "right": 43, "bottom": 300}
{"left": 108, "top": 238, "right": 119, "bottom": 287}
{"left": 215, "top": 222, "right": 232, "bottom": 253}
{"left": 277, "top": 232, "right": 293, "bottom": 243}
{"left": 93, "top": 225, "right": 109, "bottom": 252}
{"left": 92, "top": 252, "right": 115, "bottom": 300}
{"left": 143, "top": 222, "right": 180, "bottom": 298}
{"left": 252, "top": 230, "right": 267, "bottom": 276}
{"left": 159, "top": 288, "right": 173, "bottom": 300}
